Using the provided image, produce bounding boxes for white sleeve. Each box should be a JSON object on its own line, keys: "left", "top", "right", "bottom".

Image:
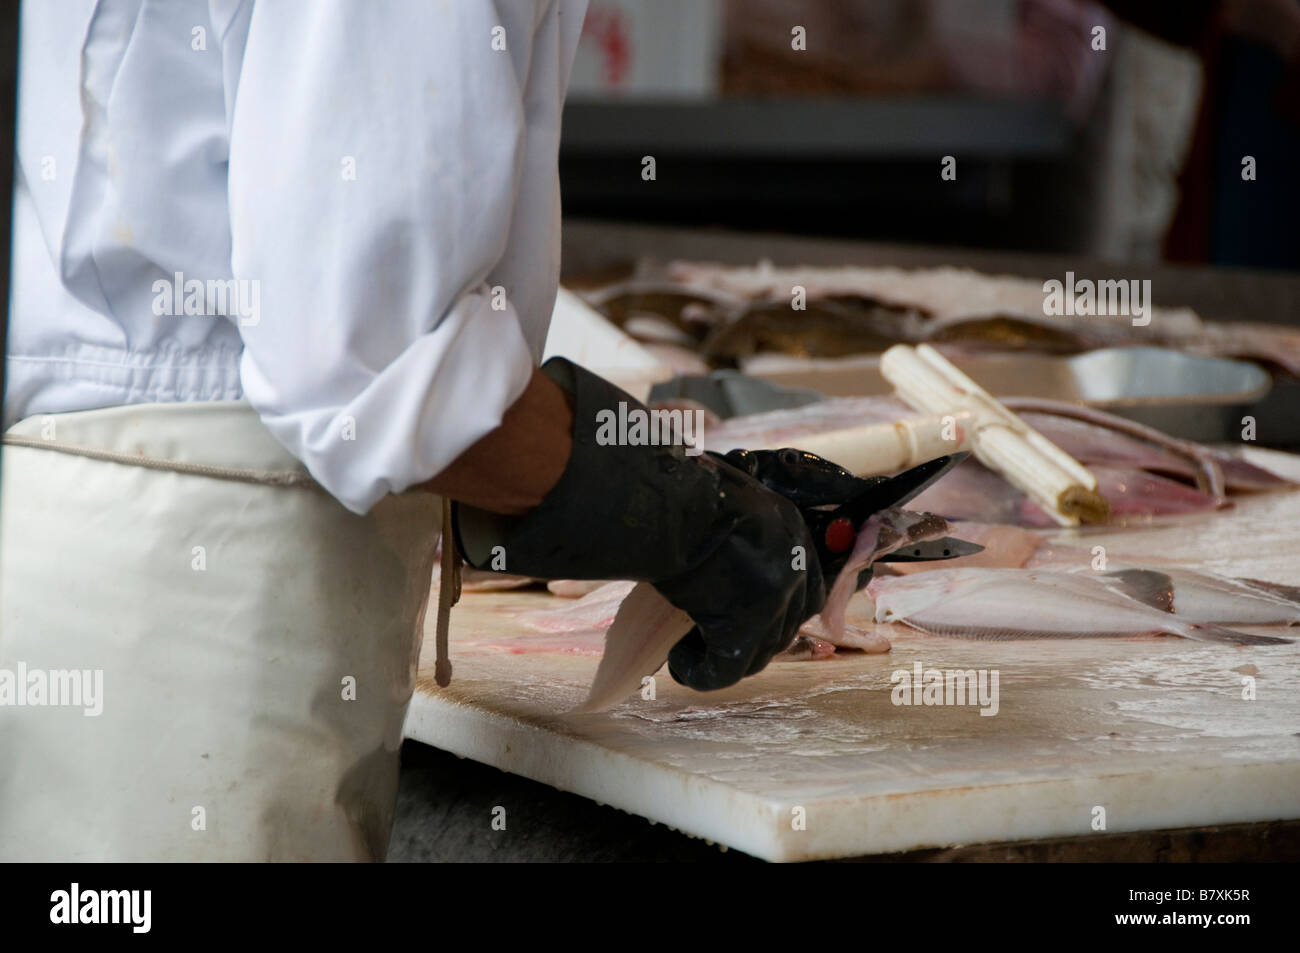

{"left": 228, "top": 1, "right": 549, "bottom": 514}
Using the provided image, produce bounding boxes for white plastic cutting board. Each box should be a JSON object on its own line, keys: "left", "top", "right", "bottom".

{"left": 405, "top": 450, "right": 1300, "bottom": 861}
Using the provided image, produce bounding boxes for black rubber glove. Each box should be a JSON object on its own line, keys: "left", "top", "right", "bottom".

{"left": 452, "top": 358, "right": 825, "bottom": 691}
{"left": 719, "top": 447, "right": 884, "bottom": 593}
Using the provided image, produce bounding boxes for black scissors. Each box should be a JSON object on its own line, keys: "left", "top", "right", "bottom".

{"left": 720, "top": 449, "right": 983, "bottom": 587}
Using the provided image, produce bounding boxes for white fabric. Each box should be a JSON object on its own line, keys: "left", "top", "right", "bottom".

{"left": 0, "top": 403, "right": 441, "bottom": 861}
{"left": 8, "top": 0, "right": 587, "bottom": 514}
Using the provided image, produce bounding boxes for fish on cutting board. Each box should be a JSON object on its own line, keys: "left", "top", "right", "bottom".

{"left": 572, "top": 507, "right": 943, "bottom": 711}
{"left": 508, "top": 579, "right": 887, "bottom": 656}
{"left": 1005, "top": 398, "right": 1288, "bottom": 496}
{"left": 868, "top": 568, "right": 1293, "bottom": 645}
{"left": 661, "top": 260, "right": 1300, "bottom": 379}
{"left": 1091, "top": 567, "right": 1300, "bottom": 625}
{"left": 872, "top": 524, "right": 1300, "bottom": 629}
{"left": 907, "top": 458, "right": 1226, "bottom": 527}
{"left": 819, "top": 507, "right": 951, "bottom": 637}
{"left": 706, "top": 394, "right": 1289, "bottom": 527}
{"left": 700, "top": 295, "right": 927, "bottom": 362}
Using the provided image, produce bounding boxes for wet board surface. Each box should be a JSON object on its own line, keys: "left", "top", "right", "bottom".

{"left": 404, "top": 449, "right": 1300, "bottom": 862}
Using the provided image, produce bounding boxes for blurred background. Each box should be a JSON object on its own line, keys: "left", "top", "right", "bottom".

{"left": 560, "top": 0, "right": 1300, "bottom": 269}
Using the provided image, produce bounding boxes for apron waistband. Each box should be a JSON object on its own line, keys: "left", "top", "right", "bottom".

{"left": 1, "top": 433, "right": 319, "bottom": 488}
{"left": 3, "top": 401, "right": 317, "bottom": 488}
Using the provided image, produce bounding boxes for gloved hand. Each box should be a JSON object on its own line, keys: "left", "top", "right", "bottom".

{"left": 452, "top": 358, "right": 825, "bottom": 691}
{"left": 718, "top": 446, "right": 885, "bottom": 594}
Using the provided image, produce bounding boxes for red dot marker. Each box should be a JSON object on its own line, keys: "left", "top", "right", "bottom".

{"left": 824, "top": 518, "right": 855, "bottom": 553}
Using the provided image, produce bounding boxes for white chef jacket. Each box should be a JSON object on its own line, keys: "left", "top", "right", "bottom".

{"left": 8, "top": 0, "right": 587, "bottom": 514}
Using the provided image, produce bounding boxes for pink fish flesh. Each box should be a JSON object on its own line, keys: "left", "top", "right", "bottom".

{"left": 909, "top": 458, "right": 1225, "bottom": 527}
{"left": 706, "top": 394, "right": 1287, "bottom": 526}
{"left": 1005, "top": 398, "right": 1288, "bottom": 495}
{"left": 880, "top": 521, "right": 1046, "bottom": 574}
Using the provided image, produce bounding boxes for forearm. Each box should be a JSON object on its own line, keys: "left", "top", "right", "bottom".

{"left": 419, "top": 368, "right": 575, "bottom": 515}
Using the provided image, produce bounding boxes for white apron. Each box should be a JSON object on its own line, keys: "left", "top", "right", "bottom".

{"left": 0, "top": 402, "right": 440, "bottom": 861}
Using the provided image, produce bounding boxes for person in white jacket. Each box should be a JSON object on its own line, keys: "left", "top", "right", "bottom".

{"left": 2, "top": 0, "right": 590, "bottom": 863}
{"left": 0, "top": 0, "right": 828, "bottom": 862}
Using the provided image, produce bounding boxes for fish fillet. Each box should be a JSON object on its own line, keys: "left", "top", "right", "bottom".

{"left": 869, "top": 568, "right": 1292, "bottom": 645}
{"left": 575, "top": 510, "right": 930, "bottom": 711}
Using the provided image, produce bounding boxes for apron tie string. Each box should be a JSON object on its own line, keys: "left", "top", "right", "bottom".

{"left": 434, "top": 495, "right": 461, "bottom": 687}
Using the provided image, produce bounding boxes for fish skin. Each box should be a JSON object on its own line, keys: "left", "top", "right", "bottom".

{"left": 820, "top": 508, "right": 951, "bottom": 639}
{"left": 1094, "top": 569, "right": 1176, "bottom": 613}
{"left": 775, "top": 632, "right": 838, "bottom": 661}
{"left": 701, "top": 296, "right": 926, "bottom": 362}
{"left": 1018, "top": 465, "right": 1225, "bottom": 527}
{"left": 868, "top": 568, "right": 1292, "bottom": 645}
{"left": 1181, "top": 321, "right": 1300, "bottom": 380}
{"left": 1095, "top": 566, "right": 1300, "bottom": 625}
{"left": 1239, "top": 577, "right": 1300, "bottom": 604}
{"left": 1008, "top": 399, "right": 1291, "bottom": 496}
{"left": 1018, "top": 412, "right": 1214, "bottom": 489}
{"left": 924, "top": 313, "right": 1097, "bottom": 353}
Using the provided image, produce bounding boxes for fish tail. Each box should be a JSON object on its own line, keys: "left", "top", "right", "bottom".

{"left": 1179, "top": 622, "right": 1292, "bottom": 646}
{"left": 1237, "top": 577, "right": 1300, "bottom": 605}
